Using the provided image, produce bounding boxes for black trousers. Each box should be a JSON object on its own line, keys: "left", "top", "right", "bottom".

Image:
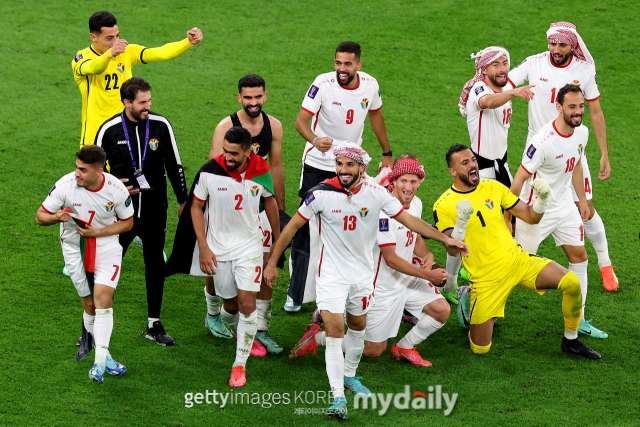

{"left": 119, "top": 209, "right": 167, "bottom": 319}
{"left": 289, "top": 164, "right": 336, "bottom": 305}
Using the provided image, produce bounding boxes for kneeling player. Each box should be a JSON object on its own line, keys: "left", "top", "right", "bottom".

{"left": 36, "top": 146, "right": 134, "bottom": 383}
{"left": 362, "top": 158, "right": 450, "bottom": 365}
{"left": 433, "top": 144, "right": 600, "bottom": 359}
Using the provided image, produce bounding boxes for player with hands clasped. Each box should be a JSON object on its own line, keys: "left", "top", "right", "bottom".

{"left": 433, "top": 144, "right": 601, "bottom": 359}
{"left": 264, "top": 143, "right": 467, "bottom": 420}
{"left": 36, "top": 146, "right": 134, "bottom": 383}
{"left": 509, "top": 84, "right": 607, "bottom": 339}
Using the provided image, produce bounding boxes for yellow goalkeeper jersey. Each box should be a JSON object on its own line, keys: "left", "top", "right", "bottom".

{"left": 72, "top": 38, "right": 193, "bottom": 147}
{"left": 432, "top": 179, "right": 521, "bottom": 284}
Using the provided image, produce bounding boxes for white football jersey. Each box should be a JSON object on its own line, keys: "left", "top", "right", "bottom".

{"left": 519, "top": 120, "right": 588, "bottom": 214}
{"left": 297, "top": 178, "right": 403, "bottom": 285}
{"left": 193, "top": 172, "right": 273, "bottom": 261}
{"left": 466, "top": 80, "right": 514, "bottom": 160}
{"left": 41, "top": 172, "right": 134, "bottom": 247}
{"left": 373, "top": 196, "right": 423, "bottom": 297}
{"left": 300, "top": 71, "right": 383, "bottom": 171}
{"left": 508, "top": 52, "right": 599, "bottom": 140}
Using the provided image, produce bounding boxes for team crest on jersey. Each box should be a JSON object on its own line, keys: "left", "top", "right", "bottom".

{"left": 359, "top": 207, "right": 369, "bottom": 218}
{"left": 361, "top": 98, "right": 369, "bottom": 109}
{"left": 475, "top": 86, "right": 484, "bottom": 95}
{"left": 117, "top": 63, "right": 125, "bottom": 73}
{"left": 49, "top": 185, "right": 56, "bottom": 196}
{"left": 149, "top": 138, "right": 159, "bottom": 151}
{"left": 105, "top": 201, "right": 115, "bottom": 212}
{"left": 526, "top": 144, "right": 537, "bottom": 159}
{"left": 578, "top": 144, "right": 584, "bottom": 156}
{"left": 379, "top": 218, "right": 389, "bottom": 232}
{"left": 125, "top": 196, "right": 132, "bottom": 207}
{"left": 485, "top": 199, "right": 494, "bottom": 210}
{"left": 307, "top": 85, "right": 319, "bottom": 99}
{"left": 251, "top": 142, "right": 260, "bottom": 154}
{"left": 74, "top": 53, "right": 83, "bottom": 62}
{"left": 571, "top": 80, "right": 580, "bottom": 86}
{"left": 250, "top": 186, "right": 259, "bottom": 197}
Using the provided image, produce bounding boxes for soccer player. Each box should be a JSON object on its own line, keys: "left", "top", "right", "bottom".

{"left": 36, "top": 146, "right": 134, "bottom": 383}
{"left": 264, "top": 143, "right": 467, "bottom": 419}
{"left": 72, "top": 11, "right": 203, "bottom": 147}
{"left": 285, "top": 41, "right": 394, "bottom": 313}
{"left": 449, "top": 46, "right": 535, "bottom": 301}
{"left": 508, "top": 84, "right": 606, "bottom": 338}
{"left": 165, "top": 127, "right": 280, "bottom": 388}
{"left": 508, "top": 21, "right": 617, "bottom": 292}
{"left": 203, "top": 75, "right": 285, "bottom": 354}
{"left": 433, "top": 144, "right": 600, "bottom": 360}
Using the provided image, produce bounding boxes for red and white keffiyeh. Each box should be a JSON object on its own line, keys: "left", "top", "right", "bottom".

{"left": 333, "top": 142, "right": 372, "bottom": 172}
{"left": 387, "top": 159, "right": 425, "bottom": 191}
{"left": 458, "top": 46, "right": 510, "bottom": 117}
{"left": 547, "top": 21, "right": 594, "bottom": 67}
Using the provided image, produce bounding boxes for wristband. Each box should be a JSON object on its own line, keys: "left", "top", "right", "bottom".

{"left": 382, "top": 150, "right": 393, "bottom": 157}
{"left": 312, "top": 136, "right": 319, "bottom": 147}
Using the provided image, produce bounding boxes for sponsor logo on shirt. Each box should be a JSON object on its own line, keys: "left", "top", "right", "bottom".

{"left": 217, "top": 188, "right": 227, "bottom": 191}
{"left": 572, "top": 80, "right": 580, "bottom": 86}
{"left": 149, "top": 138, "right": 159, "bottom": 151}
{"left": 379, "top": 218, "right": 389, "bottom": 232}
{"left": 304, "top": 193, "right": 315, "bottom": 205}
{"left": 556, "top": 154, "right": 563, "bottom": 159}
{"left": 331, "top": 209, "right": 341, "bottom": 213}
{"left": 74, "top": 53, "right": 83, "bottom": 62}
{"left": 105, "top": 201, "right": 115, "bottom": 212}
{"left": 117, "top": 63, "right": 125, "bottom": 74}
{"left": 117, "top": 140, "right": 128, "bottom": 145}
{"left": 475, "top": 86, "right": 484, "bottom": 95}
{"left": 539, "top": 78, "right": 548, "bottom": 82}
{"left": 361, "top": 98, "right": 369, "bottom": 109}
{"left": 251, "top": 142, "right": 260, "bottom": 154}
{"left": 307, "top": 85, "right": 319, "bottom": 99}
{"left": 516, "top": 59, "right": 527, "bottom": 68}
{"left": 125, "top": 196, "right": 132, "bottom": 207}
{"left": 526, "top": 144, "right": 537, "bottom": 159}
{"left": 73, "top": 203, "right": 82, "bottom": 207}
{"left": 250, "top": 186, "right": 259, "bottom": 197}
{"left": 485, "top": 199, "right": 494, "bottom": 210}
{"left": 332, "top": 102, "right": 341, "bottom": 106}
{"left": 359, "top": 207, "right": 369, "bottom": 218}
{"left": 49, "top": 185, "right": 56, "bottom": 196}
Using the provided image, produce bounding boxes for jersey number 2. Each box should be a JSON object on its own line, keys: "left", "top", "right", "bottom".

{"left": 105, "top": 73, "right": 120, "bottom": 91}
{"left": 235, "top": 194, "right": 243, "bottom": 210}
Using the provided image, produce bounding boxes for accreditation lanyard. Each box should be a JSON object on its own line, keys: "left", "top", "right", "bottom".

{"left": 121, "top": 112, "right": 151, "bottom": 189}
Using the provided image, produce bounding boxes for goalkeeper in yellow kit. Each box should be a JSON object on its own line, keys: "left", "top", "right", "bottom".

{"left": 433, "top": 144, "right": 601, "bottom": 359}
{"left": 72, "top": 11, "right": 203, "bottom": 147}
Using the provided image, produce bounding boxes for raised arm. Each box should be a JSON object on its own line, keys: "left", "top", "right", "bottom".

{"left": 141, "top": 27, "right": 202, "bottom": 63}
{"left": 394, "top": 211, "right": 469, "bottom": 257}
{"left": 479, "top": 84, "right": 536, "bottom": 109}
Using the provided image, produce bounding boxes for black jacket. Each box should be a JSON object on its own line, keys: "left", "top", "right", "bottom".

{"left": 96, "top": 110, "right": 188, "bottom": 218}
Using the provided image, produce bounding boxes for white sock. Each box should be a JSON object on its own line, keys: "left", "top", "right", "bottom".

{"left": 343, "top": 328, "right": 365, "bottom": 378}
{"left": 569, "top": 260, "right": 588, "bottom": 322}
{"left": 315, "top": 331, "right": 327, "bottom": 347}
{"left": 148, "top": 317, "right": 159, "bottom": 329}
{"left": 564, "top": 329, "right": 578, "bottom": 340}
{"left": 444, "top": 253, "right": 462, "bottom": 293}
{"left": 325, "top": 337, "right": 345, "bottom": 399}
{"left": 233, "top": 311, "right": 258, "bottom": 368}
{"left": 205, "top": 287, "right": 221, "bottom": 316}
{"left": 583, "top": 211, "right": 611, "bottom": 269}
{"left": 256, "top": 299, "right": 272, "bottom": 331}
{"left": 94, "top": 308, "right": 113, "bottom": 365}
{"left": 221, "top": 306, "right": 239, "bottom": 335}
{"left": 397, "top": 315, "right": 444, "bottom": 349}
{"left": 83, "top": 311, "right": 95, "bottom": 335}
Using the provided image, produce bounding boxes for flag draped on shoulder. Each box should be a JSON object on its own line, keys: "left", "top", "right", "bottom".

{"left": 62, "top": 207, "right": 96, "bottom": 295}
{"left": 165, "top": 153, "right": 273, "bottom": 277}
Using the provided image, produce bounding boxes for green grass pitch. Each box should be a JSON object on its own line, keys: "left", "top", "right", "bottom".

{"left": 1, "top": 0, "right": 639, "bottom": 426}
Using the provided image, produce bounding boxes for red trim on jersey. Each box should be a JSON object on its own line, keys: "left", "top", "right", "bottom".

{"left": 476, "top": 93, "right": 489, "bottom": 109}
{"left": 119, "top": 214, "right": 134, "bottom": 221}
{"left": 378, "top": 243, "right": 396, "bottom": 247}
{"left": 318, "top": 245, "right": 325, "bottom": 277}
{"left": 318, "top": 215, "right": 322, "bottom": 234}
{"left": 521, "top": 164, "right": 533, "bottom": 175}
{"left": 193, "top": 194, "right": 206, "bottom": 202}
{"left": 85, "top": 173, "right": 105, "bottom": 192}
{"left": 41, "top": 205, "right": 53, "bottom": 214}
{"left": 301, "top": 107, "right": 315, "bottom": 116}
{"left": 549, "top": 53, "right": 573, "bottom": 69}
{"left": 369, "top": 105, "right": 382, "bottom": 112}
{"left": 552, "top": 121, "right": 572, "bottom": 138}
{"left": 322, "top": 177, "right": 348, "bottom": 192}
{"left": 390, "top": 209, "right": 403, "bottom": 219}
{"left": 338, "top": 74, "right": 360, "bottom": 90}
{"left": 302, "top": 146, "right": 315, "bottom": 163}
{"left": 373, "top": 252, "right": 383, "bottom": 286}
{"left": 477, "top": 110, "right": 484, "bottom": 153}
{"left": 507, "top": 78, "right": 516, "bottom": 88}
{"left": 586, "top": 95, "right": 600, "bottom": 102}
{"left": 527, "top": 172, "right": 537, "bottom": 205}
{"left": 313, "top": 106, "right": 322, "bottom": 132}
{"left": 297, "top": 210, "right": 310, "bottom": 221}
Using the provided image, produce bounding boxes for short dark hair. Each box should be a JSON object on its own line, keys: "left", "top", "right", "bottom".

{"left": 557, "top": 84, "right": 584, "bottom": 105}
{"left": 89, "top": 11, "right": 117, "bottom": 35}
{"left": 76, "top": 145, "right": 106, "bottom": 168}
{"left": 238, "top": 74, "right": 266, "bottom": 93}
{"left": 446, "top": 144, "right": 470, "bottom": 167}
{"left": 336, "top": 41, "right": 361, "bottom": 60}
{"left": 225, "top": 126, "right": 252, "bottom": 151}
{"left": 393, "top": 153, "right": 418, "bottom": 167}
{"left": 121, "top": 77, "right": 151, "bottom": 103}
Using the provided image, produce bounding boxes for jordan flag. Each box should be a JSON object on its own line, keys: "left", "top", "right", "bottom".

{"left": 62, "top": 207, "right": 96, "bottom": 294}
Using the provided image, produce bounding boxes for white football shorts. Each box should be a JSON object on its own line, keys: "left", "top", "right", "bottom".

{"left": 515, "top": 206, "right": 585, "bottom": 254}
{"left": 62, "top": 241, "right": 123, "bottom": 297}
{"left": 213, "top": 254, "right": 263, "bottom": 299}
{"left": 571, "top": 154, "right": 593, "bottom": 202}
{"left": 365, "top": 277, "right": 444, "bottom": 343}
{"left": 316, "top": 279, "right": 374, "bottom": 317}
